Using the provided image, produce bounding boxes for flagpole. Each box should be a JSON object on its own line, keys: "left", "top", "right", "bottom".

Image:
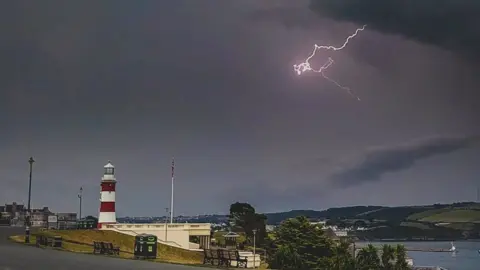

{"left": 170, "top": 157, "right": 174, "bottom": 224}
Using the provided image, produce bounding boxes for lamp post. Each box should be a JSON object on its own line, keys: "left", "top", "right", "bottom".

{"left": 252, "top": 229, "right": 257, "bottom": 269}
{"left": 78, "top": 187, "right": 83, "bottom": 220}
{"left": 25, "top": 157, "right": 35, "bottom": 243}
{"left": 165, "top": 207, "right": 169, "bottom": 242}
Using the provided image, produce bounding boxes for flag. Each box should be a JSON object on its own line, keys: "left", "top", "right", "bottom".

{"left": 171, "top": 157, "right": 175, "bottom": 178}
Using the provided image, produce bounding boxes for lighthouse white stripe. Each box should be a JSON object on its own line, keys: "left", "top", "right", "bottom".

{"left": 100, "top": 191, "right": 116, "bottom": 202}
{"left": 98, "top": 212, "right": 116, "bottom": 224}
{"left": 102, "top": 175, "right": 116, "bottom": 181}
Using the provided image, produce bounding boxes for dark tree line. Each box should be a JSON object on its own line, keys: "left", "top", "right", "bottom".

{"left": 228, "top": 202, "right": 411, "bottom": 270}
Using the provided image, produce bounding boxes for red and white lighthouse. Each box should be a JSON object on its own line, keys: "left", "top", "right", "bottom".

{"left": 98, "top": 161, "right": 117, "bottom": 228}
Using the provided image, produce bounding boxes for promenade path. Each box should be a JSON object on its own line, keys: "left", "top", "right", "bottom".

{"left": 0, "top": 227, "right": 202, "bottom": 270}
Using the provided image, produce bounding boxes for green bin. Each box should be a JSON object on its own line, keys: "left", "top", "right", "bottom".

{"left": 52, "top": 236, "right": 62, "bottom": 248}
{"left": 134, "top": 234, "right": 157, "bottom": 259}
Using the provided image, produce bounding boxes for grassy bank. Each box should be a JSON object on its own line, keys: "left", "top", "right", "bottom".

{"left": 10, "top": 230, "right": 203, "bottom": 265}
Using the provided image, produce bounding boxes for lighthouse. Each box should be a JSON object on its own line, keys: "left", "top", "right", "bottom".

{"left": 98, "top": 161, "right": 117, "bottom": 228}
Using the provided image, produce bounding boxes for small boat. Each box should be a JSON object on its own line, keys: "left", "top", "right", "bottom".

{"left": 449, "top": 242, "right": 457, "bottom": 253}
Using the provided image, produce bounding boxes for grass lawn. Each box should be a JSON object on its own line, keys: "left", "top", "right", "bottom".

{"left": 10, "top": 230, "right": 203, "bottom": 265}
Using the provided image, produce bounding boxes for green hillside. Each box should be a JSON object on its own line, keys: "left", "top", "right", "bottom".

{"left": 265, "top": 206, "right": 384, "bottom": 224}
{"left": 265, "top": 202, "right": 480, "bottom": 225}
{"left": 357, "top": 206, "right": 432, "bottom": 222}
{"left": 419, "top": 209, "right": 480, "bottom": 223}
{"left": 406, "top": 209, "right": 450, "bottom": 221}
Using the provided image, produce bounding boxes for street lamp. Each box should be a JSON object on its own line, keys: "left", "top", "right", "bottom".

{"left": 25, "top": 157, "right": 35, "bottom": 243}
{"left": 78, "top": 187, "right": 83, "bottom": 220}
{"left": 252, "top": 229, "right": 257, "bottom": 269}
{"left": 165, "top": 207, "right": 169, "bottom": 242}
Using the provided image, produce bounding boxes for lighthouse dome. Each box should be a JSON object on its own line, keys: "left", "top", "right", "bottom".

{"left": 103, "top": 161, "right": 115, "bottom": 176}
{"left": 104, "top": 161, "right": 115, "bottom": 168}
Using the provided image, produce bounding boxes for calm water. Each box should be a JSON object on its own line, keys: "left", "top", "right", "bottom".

{"left": 363, "top": 241, "right": 480, "bottom": 270}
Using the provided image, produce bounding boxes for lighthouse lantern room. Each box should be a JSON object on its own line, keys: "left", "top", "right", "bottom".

{"left": 98, "top": 161, "right": 117, "bottom": 228}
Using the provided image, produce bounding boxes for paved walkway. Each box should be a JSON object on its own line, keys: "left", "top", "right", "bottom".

{"left": 0, "top": 227, "right": 202, "bottom": 270}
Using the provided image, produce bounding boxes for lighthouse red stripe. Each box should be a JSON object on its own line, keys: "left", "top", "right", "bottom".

{"left": 101, "top": 182, "right": 116, "bottom": 192}
{"left": 99, "top": 202, "right": 115, "bottom": 212}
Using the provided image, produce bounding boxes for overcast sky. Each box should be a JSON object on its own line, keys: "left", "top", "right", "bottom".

{"left": 1, "top": 1, "right": 479, "bottom": 217}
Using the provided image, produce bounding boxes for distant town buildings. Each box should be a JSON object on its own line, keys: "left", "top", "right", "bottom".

{"left": 0, "top": 202, "right": 77, "bottom": 229}
{"left": 0, "top": 202, "right": 26, "bottom": 226}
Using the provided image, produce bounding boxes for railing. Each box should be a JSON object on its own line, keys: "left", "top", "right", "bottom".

{"left": 105, "top": 223, "right": 211, "bottom": 230}
{"left": 107, "top": 228, "right": 183, "bottom": 248}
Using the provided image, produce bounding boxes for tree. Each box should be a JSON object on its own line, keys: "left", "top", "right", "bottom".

{"left": 394, "top": 244, "right": 410, "bottom": 270}
{"left": 381, "top": 244, "right": 395, "bottom": 270}
{"left": 229, "top": 202, "right": 267, "bottom": 245}
{"left": 354, "top": 220, "right": 367, "bottom": 228}
{"left": 270, "top": 245, "right": 303, "bottom": 269}
{"left": 356, "top": 244, "right": 380, "bottom": 270}
{"left": 268, "top": 216, "right": 334, "bottom": 269}
{"left": 229, "top": 202, "right": 255, "bottom": 230}
{"left": 332, "top": 239, "right": 355, "bottom": 270}
{"left": 336, "top": 220, "right": 347, "bottom": 229}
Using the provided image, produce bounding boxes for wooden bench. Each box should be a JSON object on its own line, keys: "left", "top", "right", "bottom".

{"left": 93, "top": 241, "right": 104, "bottom": 254}
{"left": 203, "top": 249, "right": 218, "bottom": 265}
{"left": 93, "top": 241, "right": 120, "bottom": 255}
{"left": 216, "top": 249, "right": 248, "bottom": 268}
{"left": 217, "top": 249, "right": 230, "bottom": 266}
{"left": 105, "top": 242, "right": 120, "bottom": 255}
{"left": 229, "top": 250, "right": 248, "bottom": 268}
{"left": 35, "top": 235, "right": 62, "bottom": 248}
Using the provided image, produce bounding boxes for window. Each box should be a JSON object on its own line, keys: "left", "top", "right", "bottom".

{"left": 105, "top": 168, "right": 114, "bottom": 175}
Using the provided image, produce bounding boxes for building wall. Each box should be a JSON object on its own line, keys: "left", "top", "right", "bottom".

{"left": 137, "top": 229, "right": 190, "bottom": 249}
{"left": 104, "top": 223, "right": 211, "bottom": 250}
{"left": 57, "top": 213, "right": 77, "bottom": 222}
{"left": 57, "top": 221, "right": 77, "bottom": 230}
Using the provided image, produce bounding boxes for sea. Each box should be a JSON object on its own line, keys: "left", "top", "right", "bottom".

{"left": 363, "top": 241, "right": 480, "bottom": 270}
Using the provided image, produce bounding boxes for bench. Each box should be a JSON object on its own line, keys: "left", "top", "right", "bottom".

{"left": 203, "top": 249, "right": 218, "bottom": 265}
{"left": 35, "top": 235, "right": 62, "bottom": 248}
{"left": 229, "top": 250, "right": 248, "bottom": 268}
{"left": 93, "top": 241, "right": 104, "bottom": 254}
{"left": 93, "top": 241, "right": 120, "bottom": 255}
{"left": 215, "top": 249, "right": 248, "bottom": 268}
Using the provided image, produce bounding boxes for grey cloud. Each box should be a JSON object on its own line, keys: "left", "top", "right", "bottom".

{"left": 248, "top": 5, "right": 328, "bottom": 30}
{"left": 330, "top": 135, "right": 479, "bottom": 188}
{"left": 308, "top": 0, "right": 480, "bottom": 58}
{"left": 249, "top": 1, "right": 480, "bottom": 58}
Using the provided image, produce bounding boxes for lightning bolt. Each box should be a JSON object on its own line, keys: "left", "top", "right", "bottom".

{"left": 293, "top": 25, "right": 367, "bottom": 101}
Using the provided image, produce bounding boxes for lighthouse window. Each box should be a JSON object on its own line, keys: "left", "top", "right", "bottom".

{"left": 105, "top": 168, "right": 114, "bottom": 175}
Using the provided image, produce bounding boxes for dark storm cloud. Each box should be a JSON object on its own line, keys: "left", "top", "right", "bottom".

{"left": 2, "top": 0, "right": 480, "bottom": 214}
{"left": 331, "top": 135, "right": 480, "bottom": 188}
{"left": 308, "top": 0, "right": 480, "bottom": 58}
{"left": 247, "top": 4, "right": 327, "bottom": 30}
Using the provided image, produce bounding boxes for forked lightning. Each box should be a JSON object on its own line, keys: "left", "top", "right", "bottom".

{"left": 293, "top": 25, "right": 366, "bottom": 101}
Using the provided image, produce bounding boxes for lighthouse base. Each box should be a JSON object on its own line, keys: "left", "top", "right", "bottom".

{"left": 97, "top": 222, "right": 117, "bottom": 229}
{"left": 98, "top": 211, "right": 116, "bottom": 228}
